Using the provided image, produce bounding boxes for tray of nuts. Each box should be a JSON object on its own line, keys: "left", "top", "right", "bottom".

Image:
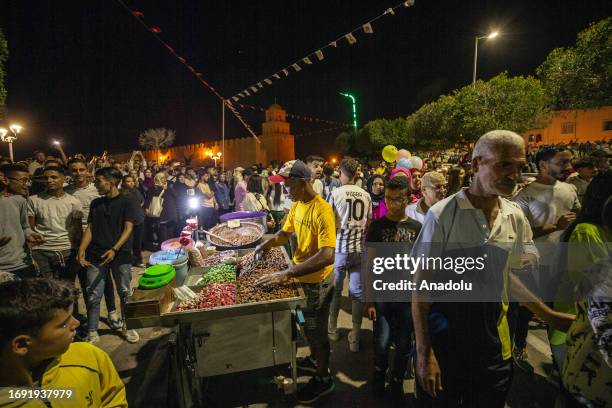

{"left": 158, "top": 246, "right": 305, "bottom": 323}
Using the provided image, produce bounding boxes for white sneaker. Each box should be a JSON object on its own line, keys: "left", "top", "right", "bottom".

{"left": 87, "top": 331, "right": 100, "bottom": 344}
{"left": 348, "top": 330, "right": 359, "bottom": 352}
{"left": 123, "top": 328, "right": 140, "bottom": 343}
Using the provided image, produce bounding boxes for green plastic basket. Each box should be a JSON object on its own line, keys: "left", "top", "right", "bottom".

{"left": 139, "top": 265, "right": 176, "bottom": 289}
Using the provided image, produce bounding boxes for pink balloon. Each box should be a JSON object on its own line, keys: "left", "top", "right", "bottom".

{"left": 396, "top": 149, "right": 411, "bottom": 160}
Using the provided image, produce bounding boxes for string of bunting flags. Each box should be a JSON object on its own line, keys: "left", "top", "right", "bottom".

{"left": 294, "top": 124, "right": 352, "bottom": 138}
{"left": 234, "top": 102, "right": 350, "bottom": 127}
{"left": 115, "top": 0, "right": 260, "bottom": 142}
{"left": 229, "top": 0, "right": 415, "bottom": 102}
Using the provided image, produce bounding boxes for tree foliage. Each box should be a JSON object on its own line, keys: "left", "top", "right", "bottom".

{"left": 537, "top": 17, "right": 612, "bottom": 109}
{"left": 0, "top": 26, "right": 8, "bottom": 120}
{"left": 339, "top": 72, "right": 547, "bottom": 154}
{"left": 138, "top": 128, "right": 176, "bottom": 163}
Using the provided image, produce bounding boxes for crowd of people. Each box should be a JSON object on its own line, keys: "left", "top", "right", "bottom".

{"left": 0, "top": 133, "right": 610, "bottom": 407}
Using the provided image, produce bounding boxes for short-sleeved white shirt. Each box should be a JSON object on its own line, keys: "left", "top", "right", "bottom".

{"left": 27, "top": 192, "right": 83, "bottom": 251}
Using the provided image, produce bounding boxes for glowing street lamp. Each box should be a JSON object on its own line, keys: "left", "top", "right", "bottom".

{"left": 0, "top": 123, "right": 23, "bottom": 162}
{"left": 339, "top": 92, "right": 358, "bottom": 130}
{"left": 472, "top": 30, "right": 499, "bottom": 87}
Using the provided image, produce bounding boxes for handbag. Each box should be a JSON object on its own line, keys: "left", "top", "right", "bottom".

{"left": 148, "top": 188, "right": 165, "bottom": 218}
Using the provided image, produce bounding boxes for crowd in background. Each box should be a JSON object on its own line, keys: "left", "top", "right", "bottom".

{"left": 0, "top": 134, "right": 611, "bottom": 406}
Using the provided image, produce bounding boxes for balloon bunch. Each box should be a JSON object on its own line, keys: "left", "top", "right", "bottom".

{"left": 381, "top": 145, "right": 423, "bottom": 170}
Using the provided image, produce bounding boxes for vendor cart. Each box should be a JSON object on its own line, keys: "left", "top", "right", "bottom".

{"left": 126, "top": 247, "right": 306, "bottom": 408}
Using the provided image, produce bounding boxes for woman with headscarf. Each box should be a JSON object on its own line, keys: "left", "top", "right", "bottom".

{"left": 390, "top": 167, "right": 421, "bottom": 204}
{"left": 144, "top": 171, "right": 179, "bottom": 249}
{"left": 367, "top": 175, "right": 387, "bottom": 221}
{"left": 141, "top": 168, "right": 155, "bottom": 195}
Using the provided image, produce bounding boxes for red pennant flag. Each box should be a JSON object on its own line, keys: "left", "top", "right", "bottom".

{"left": 149, "top": 26, "right": 162, "bottom": 34}
{"left": 165, "top": 45, "right": 174, "bottom": 53}
{"left": 132, "top": 11, "right": 144, "bottom": 18}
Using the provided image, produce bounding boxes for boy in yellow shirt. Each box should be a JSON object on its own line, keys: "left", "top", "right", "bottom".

{"left": 0, "top": 278, "right": 127, "bottom": 407}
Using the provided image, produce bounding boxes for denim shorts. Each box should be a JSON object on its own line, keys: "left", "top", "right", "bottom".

{"left": 301, "top": 272, "right": 335, "bottom": 345}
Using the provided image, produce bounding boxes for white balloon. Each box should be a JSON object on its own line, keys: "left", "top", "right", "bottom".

{"left": 410, "top": 156, "right": 423, "bottom": 170}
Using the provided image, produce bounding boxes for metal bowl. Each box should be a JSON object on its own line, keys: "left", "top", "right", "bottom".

{"left": 207, "top": 221, "right": 265, "bottom": 251}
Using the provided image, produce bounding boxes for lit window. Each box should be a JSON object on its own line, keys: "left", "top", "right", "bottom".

{"left": 561, "top": 122, "right": 575, "bottom": 134}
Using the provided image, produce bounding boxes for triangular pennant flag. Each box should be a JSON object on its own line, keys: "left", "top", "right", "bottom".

{"left": 330, "top": 41, "right": 337, "bottom": 47}
{"left": 273, "top": 73, "right": 281, "bottom": 79}
{"left": 264, "top": 78, "right": 272, "bottom": 85}
{"left": 177, "top": 56, "right": 186, "bottom": 63}
{"left": 149, "top": 26, "right": 162, "bottom": 34}
{"left": 363, "top": 22, "right": 373, "bottom": 34}
{"left": 257, "top": 82, "right": 263, "bottom": 88}
{"left": 315, "top": 50, "right": 324, "bottom": 60}
{"left": 250, "top": 86, "right": 258, "bottom": 92}
{"left": 345, "top": 33, "right": 357, "bottom": 45}
{"left": 244, "top": 90, "right": 250, "bottom": 96}
{"left": 303, "top": 56, "right": 312, "bottom": 64}
{"left": 132, "top": 10, "right": 144, "bottom": 18}
{"left": 292, "top": 63, "right": 301, "bottom": 72}
{"left": 165, "top": 45, "right": 175, "bottom": 53}
{"left": 282, "top": 69, "right": 289, "bottom": 76}
{"left": 404, "top": 0, "right": 415, "bottom": 7}
{"left": 385, "top": 8, "right": 395, "bottom": 15}
{"left": 238, "top": 92, "right": 244, "bottom": 97}
{"left": 232, "top": 96, "right": 239, "bottom": 102}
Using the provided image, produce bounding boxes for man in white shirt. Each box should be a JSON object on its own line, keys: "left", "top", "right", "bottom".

{"left": 566, "top": 158, "right": 596, "bottom": 204}
{"left": 327, "top": 157, "right": 372, "bottom": 352}
{"left": 306, "top": 155, "right": 324, "bottom": 196}
{"left": 406, "top": 171, "right": 447, "bottom": 223}
{"left": 513, "top": 147, "right": 581, "bottom": 371}
{"left": 514, "top": 147, "right": 581, "bottom": 242}
{"left": 28, "top": 167, "right": 83, "bottom": 280}
{"left": 412, "top": 130, "right": 572, "bottom": 407}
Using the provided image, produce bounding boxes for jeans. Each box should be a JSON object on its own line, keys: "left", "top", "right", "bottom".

{"left": 373, "top": 302, "right": 413, "bottom": 380}
{"left": 329, "top": 252, "right": 363, "bottom": 330}
{"left": 85, "top": 263, "right": 132, "bottom": 332}
{"left": 32, "top": 249, "right": 75, "bottom": 280}
{"left": 131, "top": 223, "right": 144, "bottom": 265}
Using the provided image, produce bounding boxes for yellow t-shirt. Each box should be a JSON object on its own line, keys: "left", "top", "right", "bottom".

{"left": 283, "top": 195, "right": 336, "bottom": 283}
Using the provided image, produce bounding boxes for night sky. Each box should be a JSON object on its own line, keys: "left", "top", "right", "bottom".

{"left": 1, "top": 0, "right": 610, "bottom": 160}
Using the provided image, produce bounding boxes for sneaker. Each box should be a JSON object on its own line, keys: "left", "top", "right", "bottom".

{"left": 295, "top": 375, "right": 335, "bottom": 404}
{"left": 348, "top": 330, "right": 359, "bottom": 352}
{"left": 513, "top": 346, "right": 534, "bottom": 372}
{"left": 328, "top": 329, "right": 340, "bottom": 342}
{"left": 390, "top": 379, "right": 405, "bottom": 405}
{"left": 108, "top": 311, "right": 123, "bottom": 330}
{"left": 87, "top": 331, "right": 100, "bottom": 344}
{"left": 123, "top": 327, "right": 140, "bottom": 343}
{"left": 296, "top": 356, "right": 318, "bottom": 374}
{"left": 372, "top": 369, "right": 385, "bottom": 398}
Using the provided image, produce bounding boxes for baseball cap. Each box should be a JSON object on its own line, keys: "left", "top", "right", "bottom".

{"left": 268, "top": 160, "right": 312, "bottom": 183}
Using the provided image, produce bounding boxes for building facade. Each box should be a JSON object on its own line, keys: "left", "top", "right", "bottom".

{"left": 134, "top": 104, "right": 295, "bottom": 168}
{"left": 523, "top": 106, "right": 612, "bottom": 145}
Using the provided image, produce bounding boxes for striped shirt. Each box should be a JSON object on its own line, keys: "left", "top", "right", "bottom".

{"left": 328, "top": 184, "right": 372, "bottom": 253}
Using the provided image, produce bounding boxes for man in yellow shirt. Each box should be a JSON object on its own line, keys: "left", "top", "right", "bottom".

{"left": 256, "top": 159, "right": 336, "bottom": 404}
{"left": 0, "top": 278, "right": 127, "bottom": 407}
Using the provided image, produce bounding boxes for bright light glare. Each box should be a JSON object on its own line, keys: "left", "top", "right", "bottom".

{"left": 9, "top": 124, "right": 23, "bottom": 133}
{"left": 53, "top": 140, "right": 60, "bottom": 145}
{"left": 0, "top": 128, "right": 7, "bottom": 138}
{"left": 488, "top": 31, "right": 499, "bottom": 39}
{"left": 188, "top": 197, "right": 199, "bottom": 209}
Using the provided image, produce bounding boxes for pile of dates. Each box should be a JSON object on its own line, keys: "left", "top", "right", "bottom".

{"left": 177, "top": 283, "right": 236, "bottom": 311}
{"left": 209, "top": 225, "right": 260, "bottom": 246}
{"left": 201, "top": 250, "right": 237, "bottom": 267}
{"left": 236, "top": 248, "right": 297, "bottom": 304}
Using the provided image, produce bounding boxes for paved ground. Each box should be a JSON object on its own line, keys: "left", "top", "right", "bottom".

{"left": 89, "top": 263, "right": 562, "bottom": 407}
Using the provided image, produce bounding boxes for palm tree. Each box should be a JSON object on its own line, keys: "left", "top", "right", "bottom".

{"left": 138, "top": 128, "right": 176, "bottom": 164}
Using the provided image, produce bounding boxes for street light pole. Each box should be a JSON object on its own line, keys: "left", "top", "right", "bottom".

{"left": 339, "top": 92, "right": 358, "bottom": 130}
{"left": 472, "top": 31, "right": 499, "bottom": 87}
{"left": 0, "top": 124, "right": 22, "bottom": 162}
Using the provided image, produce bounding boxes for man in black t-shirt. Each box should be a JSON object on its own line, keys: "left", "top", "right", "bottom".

{"left": 365, "top": 177, "right": 421, "bottom": 403}
{"left": 77, "top": 167, "right": 140, "bottom": 344}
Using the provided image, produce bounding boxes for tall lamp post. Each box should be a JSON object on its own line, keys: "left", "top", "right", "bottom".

{"left": 472, "top": 31, "right": 499, "bottom": 87}
{"left": 339, "top": 92, "right": 358, "bottom": 130}
{"left": 0, "top": 124, "right": 23, "bottom": 162}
